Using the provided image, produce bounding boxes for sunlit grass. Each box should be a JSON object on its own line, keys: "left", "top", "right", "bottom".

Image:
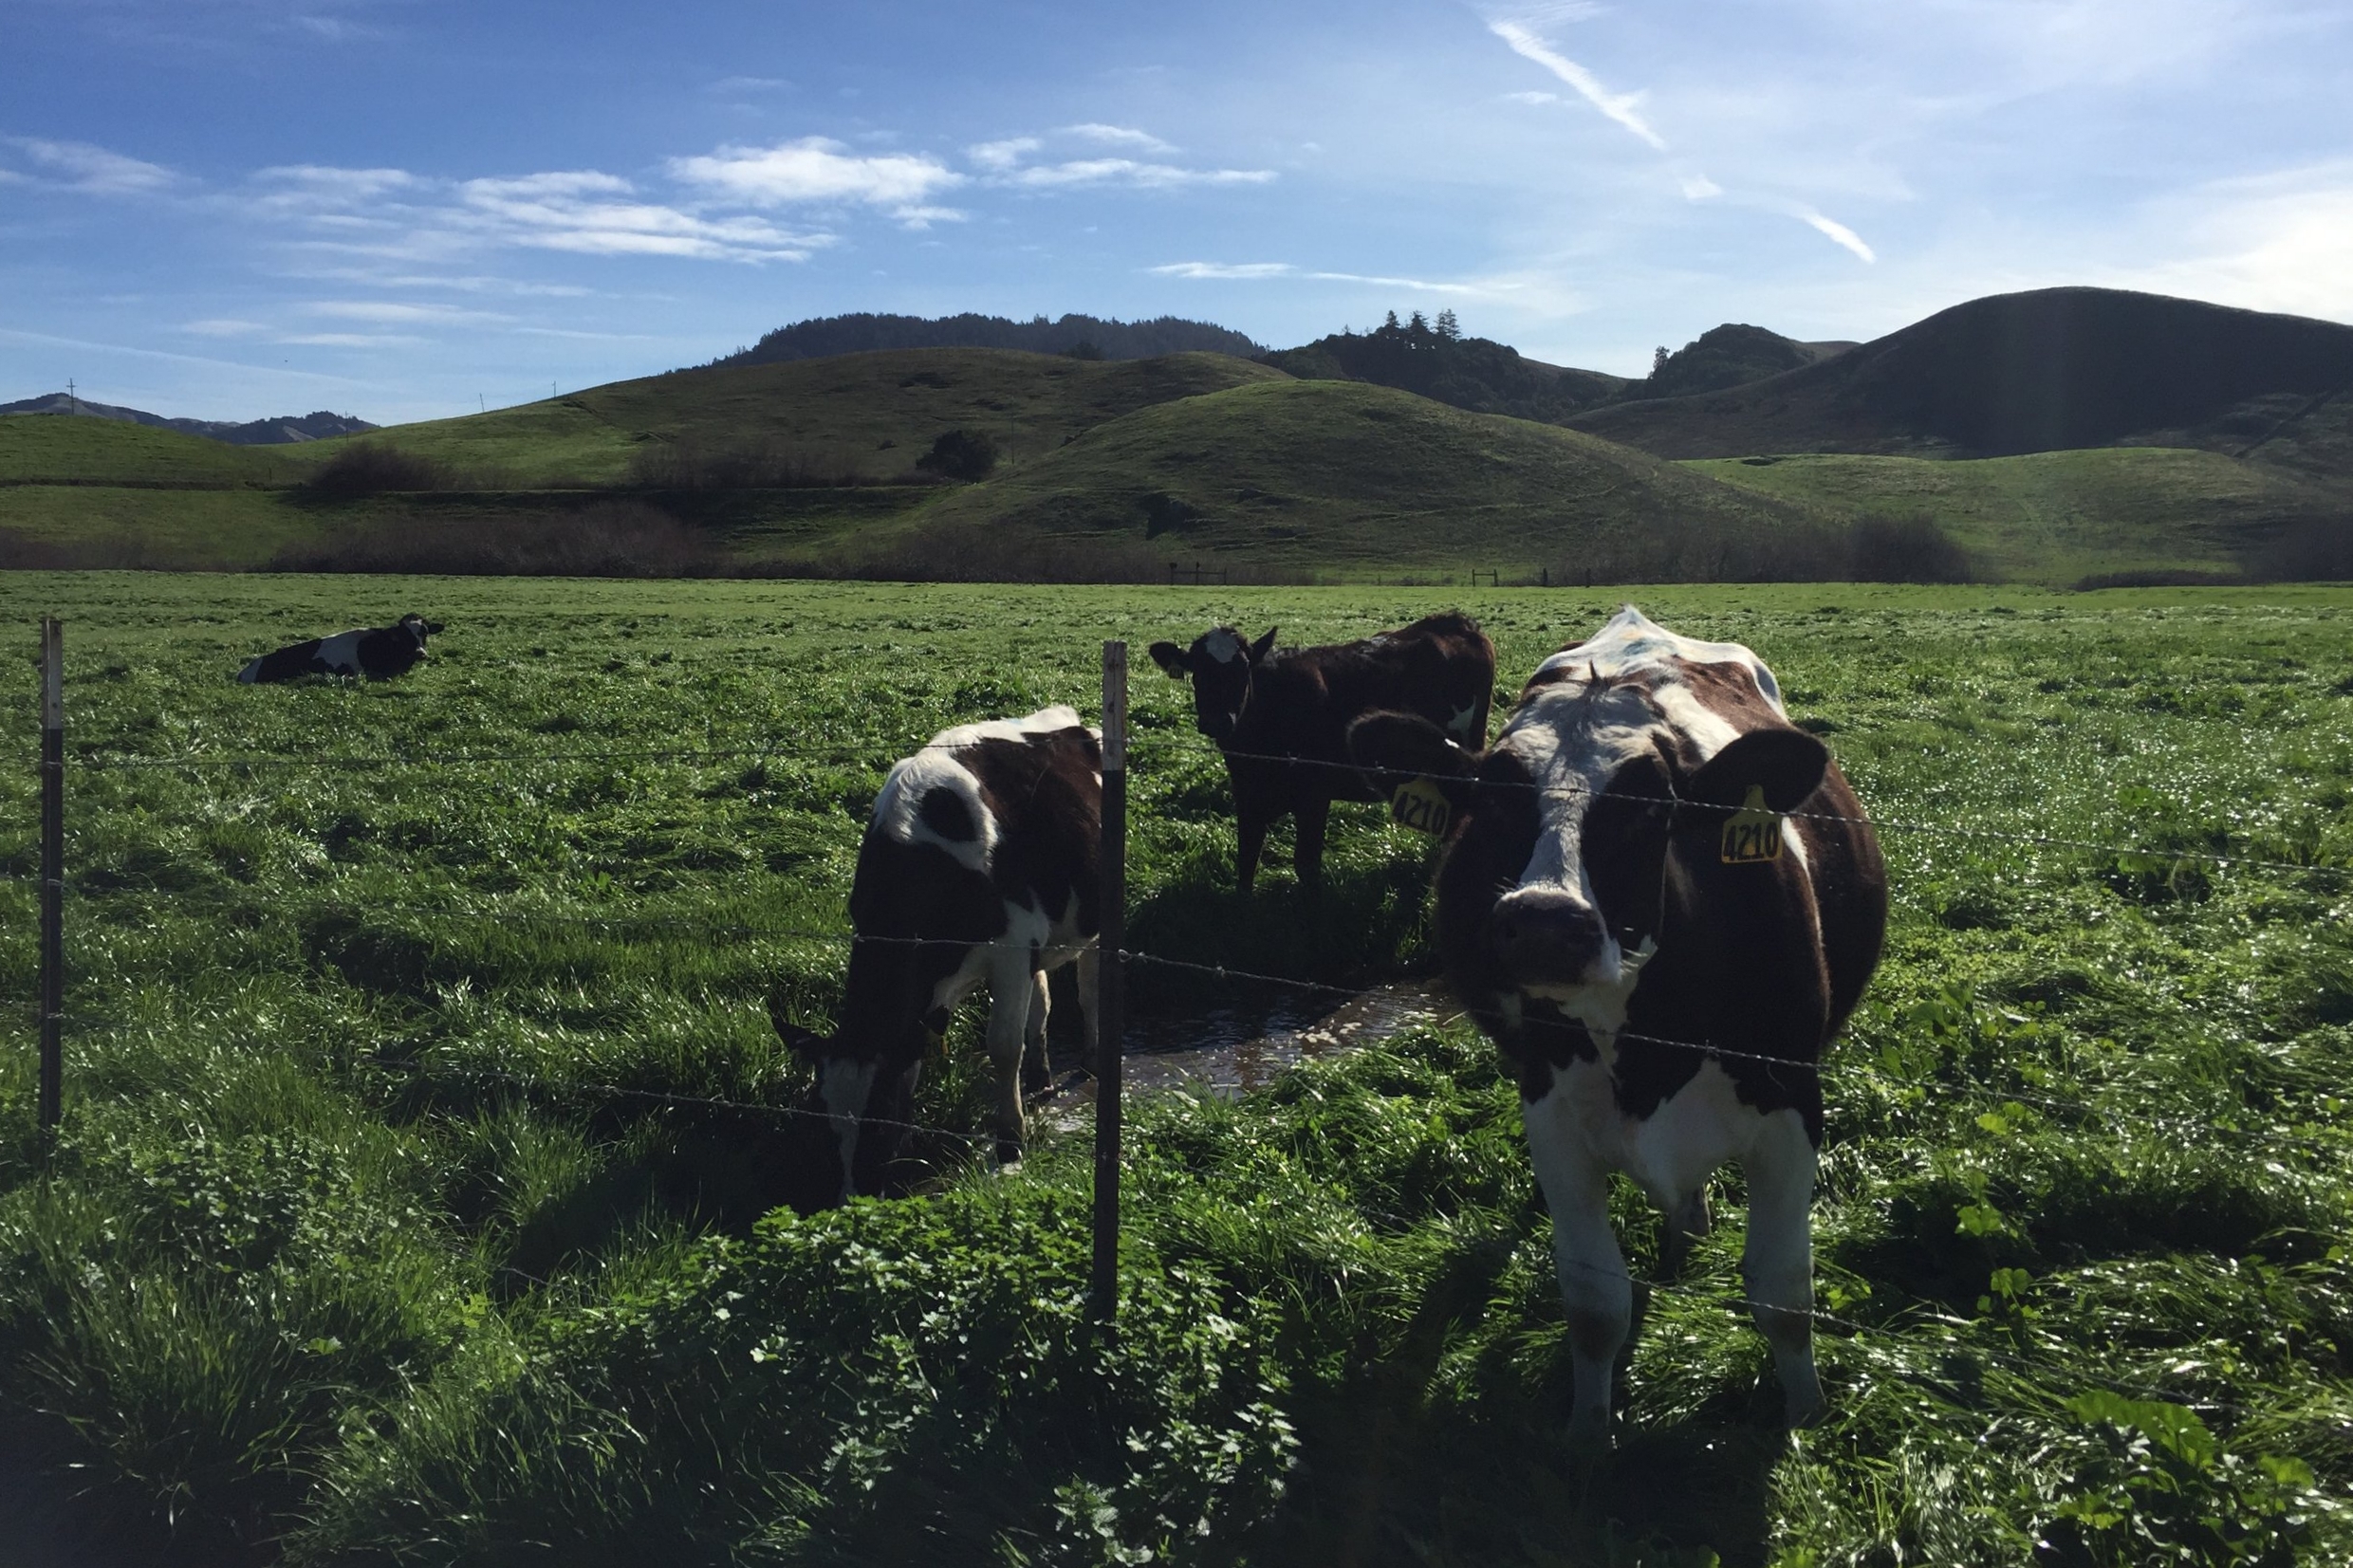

{"left": 0, "top": 574, "right": 2346, "bottom": 1564}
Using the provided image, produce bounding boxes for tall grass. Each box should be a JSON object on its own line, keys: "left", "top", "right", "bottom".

{"left": 0, "top": 578, "right": 2345, "bottom": 1564}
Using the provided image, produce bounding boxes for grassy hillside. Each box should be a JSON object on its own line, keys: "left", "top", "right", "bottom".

{"left": 1572, "top": 286, "right": 2353, "bottom": 462}
{"left": 0, "top": 415, "right": 297, "bottom": 488}
{"left": 1689, "top": 447, "right": 2350, "bottom": 581}
{"left": 900, "top": 378, "right": 1829, "bottom": 571}
{"left": 291, "top": 349, "right": 1290, "bottom": 487}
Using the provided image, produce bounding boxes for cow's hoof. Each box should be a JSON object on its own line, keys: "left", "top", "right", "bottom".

{"left": 1565, "top": 1407, "right": 1614, "bottom": 1456}
{"left": 1783, "top": 1390, "right": 1825, "bottom": 1430}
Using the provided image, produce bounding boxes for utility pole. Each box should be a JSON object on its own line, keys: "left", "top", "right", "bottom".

{"left": 65, "top": 378, "right": 77, "bottom": 414}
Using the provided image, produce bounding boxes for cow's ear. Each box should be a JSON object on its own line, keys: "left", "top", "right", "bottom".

{"left": 424, "top": 621, "right": 446, "bottom": 635}
{"left": 1350, "top": 709, "right": 1474, "bottom": 786}
{"left": 1249, "top": 627, "right": 1278, "bottom": 661}
{"left": 769, "top": 998, "right": 830, "bottom": 1060}
{"left": 1684, "top": 728, "right": 1827, "bottom": 814}
{"left": 1147, "top": 641, "right": 1191, "bottom": 680}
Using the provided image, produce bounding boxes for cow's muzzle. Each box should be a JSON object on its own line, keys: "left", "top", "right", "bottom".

{"left": 1491, "top": 887, "right": 1611, "bottom": 986}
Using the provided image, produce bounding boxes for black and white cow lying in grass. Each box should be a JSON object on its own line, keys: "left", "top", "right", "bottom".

{"left": 1149, "top": 611, "right": 1495, "bottom": 893}
{"left": 772, "top": 708, "right": 1101, "bottom": 1202}
{"left": 1349, "top": 606, "right": 1887, "bottom": 1446}
{"left": 237, "top": 614, "right": 444, "bottom": 683}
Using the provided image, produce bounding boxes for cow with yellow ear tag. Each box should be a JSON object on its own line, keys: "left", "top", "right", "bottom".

{"left": 1348, "top": 605, "right": 1887, "bottom": 1448}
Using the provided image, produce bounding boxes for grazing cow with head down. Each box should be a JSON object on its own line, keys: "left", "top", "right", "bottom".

{"left": 1148, "top": 612, "right": 1495, "bottom": 893}
{"left": 771, "top": 708, "right": 1101, "bottom": 1203}
{"left": 237, "top": 615, "right": 444, "bottom": 684}
{"left": 1348, "top": 605, "right": 1886, "bottom": 1445}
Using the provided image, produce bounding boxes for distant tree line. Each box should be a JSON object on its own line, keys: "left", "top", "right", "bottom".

{"left": 1258, "top": 310, "right": 1626, "bottom": 423}
{"left": 703, "top": 313, "right": 1265, "bottom": 370}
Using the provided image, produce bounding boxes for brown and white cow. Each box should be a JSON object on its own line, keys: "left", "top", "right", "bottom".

{"left": 771, "top": 708, "right": 1101, "bottom": 1202}
{"left": 1348, "top": 606, "right": 1886, "bottom": 1444}
{"left": 1148, "top": 612, "right": 1495, "bottom": 892}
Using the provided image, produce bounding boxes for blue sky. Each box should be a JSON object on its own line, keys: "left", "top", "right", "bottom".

{"left": 5, "top": 0, "right": 2350, "bottom": 423}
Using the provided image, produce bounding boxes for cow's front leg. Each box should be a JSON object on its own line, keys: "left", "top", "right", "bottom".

{"left": 982, "top": 953, "right": 1033, "bottom": 1165}
{"left": 1021, "top": 967, "right": 1052, "bottom": 1097}
{"left": 1741, "top": 1109, "right": 1824, "bottom": 1427}
{"left": 1524, "top": 1079, "right": 1629, "bottom": 1448}
{"left": 1291, "top": 792, "right": 1329, "bottom": 891}
{"left": 1233, "top": 802, "right": 1269, "bottom": 895}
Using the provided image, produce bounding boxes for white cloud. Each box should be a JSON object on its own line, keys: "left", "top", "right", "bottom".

{"left": 1151, "top": 261, "right": 1479, "bottom": 294}
{"left": 1505, "top": 90, "right": 1561, "bottom": 104}
{"left": 2103, "top": 163, "right": 2353, "bottom": 321}
{"left": 968, "top": 127, "right": 1270, "bottom": 191}
{"left": 970, "top": 137, "right": 1044, "bottom": 172}
{"left": 1153, "top": 261, "right": 1297, "bottom": 279}
{"left": 666, "top": 137, "right": 963, "bottom": 224}
{"left": 180, "top": 319, "right": 268, "bottom": 337}
{"left": 1679, "top": 173, "right": 1724, "bottom": 200}
{"left": 708, "top": 75, "right": 791, "bottom": 95}
{"left": 1487, "top": 20, "right": 1665, "bottom": 150}
{"left": 8, "top": 138, "right": 176, "bottom": 194}
{"left": 248, "top": 162, "right": 829, "bottom": 264}
{"left": 1003, "top": 158, "right": 1274, "bottom": 190}
{"left": 1064, "top": 123, "right": 1176, "bottom": 154}
{"left": 276, "top": 332, "right": 420, "bottom": 347}
{"left": 460, "top": 174, "right": 829, "bottom": 259}
{"left": 304, "top": 300, "right": 509, "bottom": 323}
{"left": 1799, "top": 208, "right": 1876, "bottom": 263}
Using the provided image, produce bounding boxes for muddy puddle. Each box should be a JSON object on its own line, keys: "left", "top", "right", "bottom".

{"left": 1037, "top": 977, "right": 1452, "bottom": 1129}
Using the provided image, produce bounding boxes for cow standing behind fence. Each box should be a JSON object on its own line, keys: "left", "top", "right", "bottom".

{"left": 1149, "top": 612, "right": 1496, "bottom": 893}
{"left": 772, "top": 708, "right": 1102, "bottom": 1202}
{"left": 1349, "top": 606, "right": 1887, "bottom": 1446}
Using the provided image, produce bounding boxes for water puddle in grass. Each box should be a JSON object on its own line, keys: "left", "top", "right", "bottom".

{"left": 1036, "top": 977, "right": 1451, "bottom": 1129}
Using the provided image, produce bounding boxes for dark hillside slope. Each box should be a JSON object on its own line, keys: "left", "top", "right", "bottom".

{"left": 709, "top": 311, "right": 1263, "bottom": 367}
{"left": 905, "top": 378, "right": 1824, "bottom": 570}
{"left": 296, "top": 350, "right": 1290, "bottom": 487}
{"left": 1624, "top": 323, "right": 1854, "bottom": 399}
{"left": 1260, "top": 323, "right": 1626, "bottom": 422}
{"left": 1569, "top": 287, "right": 2353, "bottom": 461}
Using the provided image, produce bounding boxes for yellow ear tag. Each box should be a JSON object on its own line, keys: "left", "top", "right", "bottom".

{"left": 1391, "top": 777, "right": 1453, "bottom": 836}
{"left": 1721, "top": 784, "right": 1784, "bottom": 864}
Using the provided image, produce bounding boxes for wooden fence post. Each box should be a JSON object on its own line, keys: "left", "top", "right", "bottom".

{"left": 39, "top": 618, "right": 63, "bottom": 1134}
{"left": 1091, "top": 640, "right": 1127, "bottom": 1329}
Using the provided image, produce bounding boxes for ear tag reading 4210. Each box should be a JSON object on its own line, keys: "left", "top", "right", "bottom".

{"left": 1720, "top": 784, "right": 1784, "bottom": 864}
{"left": 1391, "top": 777, "right": 1452, "bottom": 837}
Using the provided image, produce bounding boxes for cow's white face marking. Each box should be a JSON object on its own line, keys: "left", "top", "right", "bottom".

{"left": 1203, "top": 629, "right": 1244, "bottom": 664}
{"left": 1446, "top": 701, "right": 1479, "bottom": 741}
{"left": 314, "top": 630, "right": 364, "bottom": 676}
{"left": 1495, "top": 606, "right": 1797, "bottom": 1016}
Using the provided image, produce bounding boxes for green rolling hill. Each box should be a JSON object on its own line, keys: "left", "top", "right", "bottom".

{"left": 885, "top": 378, "right": 1830, "bottom": 572}
{"left": 1568, "top": 286, "right": 2353, "bottom": 461}
{"left": 0, "top": 415, "right": 298, "bottom": 488}
{"left": 287, "top": 349, "right": 1290, "bottom": 487}
{"left": 1685, "top": 447, "right": 2347, "bottom": 582}
{"left": 7, "top": 304, "right": 2348, "bottom": 582}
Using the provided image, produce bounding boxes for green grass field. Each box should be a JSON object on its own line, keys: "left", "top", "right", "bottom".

{"left": 1688, "top": 448, "right": 2348, "bottom": 581}
{"left": 0, "top": 574, "right": 2348, "bottom": 1564}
